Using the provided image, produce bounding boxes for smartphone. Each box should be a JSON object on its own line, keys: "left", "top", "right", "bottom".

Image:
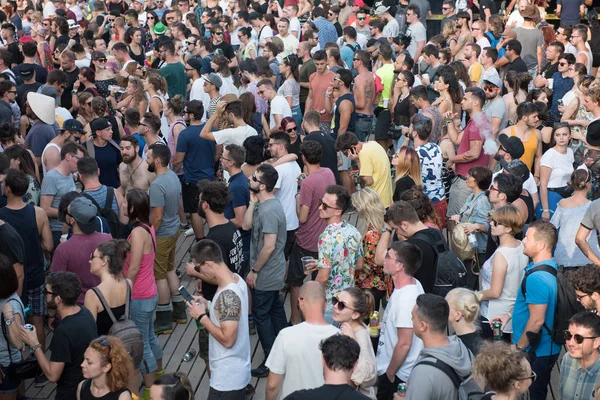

{"left": 179, "top": 285, "right": 194, "bottom": 303}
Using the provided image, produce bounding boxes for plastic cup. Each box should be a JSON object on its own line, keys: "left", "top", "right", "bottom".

{"left": 382, "top": 98, "right": 389, "bottom": 108}
{"left": 301, "top": 256, "right": 314, "bottom": 273}
{"left": 547, "top": 78, "right": 554, "bottom": 89}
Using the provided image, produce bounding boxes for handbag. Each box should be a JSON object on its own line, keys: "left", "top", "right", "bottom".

{"left": 451, "top": 194, "right": 486, "bottom": 261}
{"left": 1, "top": 298, "right": 42, "bottom": 381}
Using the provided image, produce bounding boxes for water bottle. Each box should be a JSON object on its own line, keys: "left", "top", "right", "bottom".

{"left": 467, "top": 233, "right": 478, "bottom": 249}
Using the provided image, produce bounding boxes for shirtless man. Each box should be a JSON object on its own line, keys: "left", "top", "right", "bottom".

{"left": 452, "top": 11, "right": 473, "bottom": 61}
{"left": 353, "top": 50, "right": 375, "bottom": 142}
{"left": 118, "top": 135, "right": 155, "bottom": 196}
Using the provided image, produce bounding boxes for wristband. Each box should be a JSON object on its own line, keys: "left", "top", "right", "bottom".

{"left": 543, "top": 209, "right": 550, "bottom": 213}
{"left": 197, "top": 313, "right": 207, "bottom": 322}
{"left": 30, "top": 344, "right": 42, "bottom": 353}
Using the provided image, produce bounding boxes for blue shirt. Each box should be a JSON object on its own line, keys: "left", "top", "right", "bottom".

{"left": 313, "top": 17, "right": 338, "bottom": 50}
{"left": 132, "top": 133, "right": 146, "bottom": 158}
{"left": 224, "top": 171, "right": 251, "bottom": 254}
{"left": 550, "top": 72, "right": 574, "bottom": 115}
{"left": 175, "top": 124, "right": 216, "bottom": 184}
{"left": 557, "top": 0, "right": 584, "bottom": 26}
{"left": 512, "top": 259, "right": 560, "bottom": 357}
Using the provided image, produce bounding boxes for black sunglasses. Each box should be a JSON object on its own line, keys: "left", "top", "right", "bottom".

{"left": 332, "top": 295, "right": 355, "bottom": 311}
{"left": 252, "top": 174, "right": 266, "bottom": 185}
{"left": 286, "top": 127, "right": 297, "bottom": 133}
{"left": 319, "top": 199, "right": 340, "bottom": 210}
{"left": 44, "top": 289, "right": 57, "bottom": 296}
{"left": 564, "top": 330, "right": 598, "bottom": 344}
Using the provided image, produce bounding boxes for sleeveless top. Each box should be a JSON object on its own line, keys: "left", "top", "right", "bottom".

{"left": 519, "top": 191, "right": 535, "bottom": 224}
{"left": 128, "top": 45, "right": 145, "bottom": 66}
{"left": 0, "top": 205, "right": 45, "bottom": 290}
{"left": 80, "top": 379, "right": 129, "bottom": 400}
{"left": 41, "top": 142, "right": 61, "bottom": 175}
{"left": 95, "top": 292, "right": 126, "bottom": 336}
{"left": 168, "top": 119, "right": 186, "bottom": 175}
{"left": 84, "top": 186, "right": 119, "bottom": 216}
{"left": 578, "top": 49, "right": 594, "bottom": 75}
{"left": 394, "top": 94, "right": 411, "bottom": 127}
{"left": 123, "top": 224, "right": 158, "bottom": 300}
{"left": 331, "top": 93, "right": 356, "bottom": 139}
{"left": 510, "top": 126, "right": 537, "bottom": 170}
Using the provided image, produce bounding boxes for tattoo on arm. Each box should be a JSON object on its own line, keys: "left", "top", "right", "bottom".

{"left": 215, "top": 289, "right": 242, "bottom": 322}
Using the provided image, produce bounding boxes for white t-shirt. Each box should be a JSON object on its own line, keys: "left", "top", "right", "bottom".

{"left": 376, "top": 279, "right": 424, "bottom": 381}
{"left": 213, "top": 124, "right": 257, "bottom": 146}
{"left": 492, "top": 169, "right": 538, "bottom": 195}
{"left": 406, "top": 22, "right": 426, "bottom": 59}
{"left": 383, "top": 19, "right": 400, "bottom": 38}
{"left": 208, "top": 276, "right": 251, "bottom": 391}
{"left": 256, "top": 25, "right": 274, "bottom": 57}
{"left": 269, "top": 95, "right": 292, "bottom": 129}
{"left": 190, "top": 77, "right": 210, "bottom": 122}
{"left": 507, "top": 10, "right": 524, "bottom": 28}
{"left": 278, "top": 34, "right": 300, "bottom": 58}
{"left": 289, "top": 17, "right": 301, "bottom": 37}
{"left": 476, "top": 37, "right": 492, "bottom": 51}
{"left": 265, "top": 323, "right": 339, "bottom": 399}
{"left": 43, "top": 1, "right": 56, "bottom": 18}
{"left": 275, "top": 160, "right": 301, "bottom": 231}
{"left": 540, "top": 147, "right": 575, "bottom": 188}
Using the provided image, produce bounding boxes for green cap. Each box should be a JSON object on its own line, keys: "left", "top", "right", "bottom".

{"left": 153, "top": 22, "right": 167, "bottom": 35}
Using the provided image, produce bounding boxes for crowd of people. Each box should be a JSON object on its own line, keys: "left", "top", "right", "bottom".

{"left": 2, "top": 0, "right": 600, "bottom": 399}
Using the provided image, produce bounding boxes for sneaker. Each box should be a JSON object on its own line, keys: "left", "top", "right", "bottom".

{"left": 245, "top": 384, "right": 256, "bottom": 396}
{"left": 251, "top": 363, "right": 269, "bottom": 378}
{"left": 34, "top": 374, "right": 48, "bottom": 387}
{"left": 249, "top": 318, "right": 256, "bottom": 335}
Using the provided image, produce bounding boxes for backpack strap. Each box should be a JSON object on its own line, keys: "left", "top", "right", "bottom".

{"left": 104, "top": 187, "right": 115, "bottom": 212}
{"left": 108, "top": 140, "right": 121, "bottom": 152}
{"left": 124, "top": 280, "right": 131, "bottom": 320}
{"left": 521, "top": 264, "right": 557, "bottom": 300}
{"left": 417, "top": 358, "right": 461, "bottom": 390}
{"left": 92, "top": 287, "right": 118, "bottom": 324}
{"left": 81, "top": 192, "right": 103, "bottom": 211}
{"left": 85, "top": 139, "right": 95, "bottom": 158}
{"left": 412, "top": 229, "right": 446, "bottom": 255}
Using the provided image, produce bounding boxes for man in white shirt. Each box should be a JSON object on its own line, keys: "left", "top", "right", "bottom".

{"left": 276, "top": 18, "right": 300, "bottom": 59}
{"left": 472, "top": 20, "right": 491, "bottom": 50}
{"left": 258, "top": 79, "right": 292, "bottom": 130}
{"left": 265, "top": 281, "right": 339, "bottom": 400}
{"left": 405, "top": 4, "right": 426, "bottom": 61}
{"left": 200, "top": 99, "right": 257, "bottom": 146}
{"left": 376, "top": 240, "right": 425, "bottom": 400}
{"left": 250, "top": 12, "right": 273, "bottom": 57}
{"left": 186, "top": 58, "right": 210, "bottom": 122}
{"left": 283, "top": 5, "right": 301, "bottom": 38}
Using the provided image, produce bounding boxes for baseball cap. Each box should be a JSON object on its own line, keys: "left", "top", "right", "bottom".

{"left": 353, "top": 0, "right": 365, "bottom": 7}
{"left": 20, "top": 65, "right": 34, "bottom": 78}
{"left": 187, "top": 57, "right": 202, "bottom": 73}
{"left": 483, "top": 75, "right": 502, "bottom": 89}
{"left": 205, "top": 73, "right": 222, "bottom": 89}
{"left": 68, "top": 197, "right": 97, "bottom": 234}
{"left": 505, "top": 159, "right": 530, "bottom": 183}
{"left": 91, "top": 118, "right": 111, "bottom": 134}
{"left": 498, "top": 134, "right": 525, "bottom": 160}
{"left": 62, "top": 119, "right": 84, "bottom": 132}
{"left": 374, "top": 5, "right": 389, "bottom": 15}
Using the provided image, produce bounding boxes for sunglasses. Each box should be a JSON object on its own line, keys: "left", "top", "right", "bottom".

{"left": 286, "top": 126, "right": 297, "bottom": 133}
{"left": 252, "top": 174, "right": 266, "bottom": 185}
{"left": 357, "top": 17, "right": 366, "bottom": 20}
{"left": 43, "top": 289, "right": 57, "bottom": 296}
{"left": 332, "top": 295, "right": 355, "bottom": 311}
{"left": 564, "top": 330, "right": 598, "bottom": 344}
{"left": 442, "top": 6, "right": 451, "bottom": 9}
{"left": 148, "top": 16, "right": 155, "bottom": 19}
{"left": 319, "top": 199, "right": 340, "bottom": 210}
{"left": 214, "top": 31, "right": 224, "bottom": 35}
{"left": 95, "top": 58, "right": 107, "bottom": 63}
{"left": 483, "top": 85, "right": 496, "bottom": 92}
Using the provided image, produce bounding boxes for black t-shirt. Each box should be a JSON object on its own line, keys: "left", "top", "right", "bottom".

{"left": 6, "top": 42, "right": 22, "bottom": 66}
{"left": 408, "top": 228, "right": 446, "bottom": 294}
{"left": 55, "top": 35, "right": 70, "bottom": 51}
{"left": 393, "top": 175, "right": 416, "bottom": 202}
{"left": 458, "top": 331, "right": 483, "bottom": 355}
{"left": 62, "top": 67, "right": 80, "bottom": 110}
{"left": 213, "top": 41, "right": 235, "bottom": 61}
{"left": 303, "top": 131, "right": 342, "bottom": 185}
{"left": 94, "top": 142, "right": 122, "bottom": 188}
{"left": 49, "top": 307, "right": 98, "bottom": 400}
{"left": 204, "top": 221, "right": 244, "bottom": 300}
{"left": 0, "top": 220, "right": 25, "bottom": 267}
{"left": 588, "top": 119, "right": 600, "bottom": 146}
{"left": 108, "top": 0, "right": 128, "bottom": 13}
{"left": 540, "top": 61, "right": 559, "bottom": 80}
{"left": 13, "top": 63, "right": 48, "bottom": 85}
{"left": 285, "top": 384, "right": 370, "bottom": 400}
{"left": 507, "top": 57, "right": 528, "bottom": 74}
{"left": 478, "top": 0, "right": 497, "bottom": 20}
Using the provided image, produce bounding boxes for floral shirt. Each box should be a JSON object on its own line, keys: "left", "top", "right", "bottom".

{"left": 355, "top": 226, "right": 388, "bottom": 292}
{"left": 416, "top": 142, "right": 445, "bottom": 204}
{"left": 318, "top": 221, "right": 364, "bottom": 308}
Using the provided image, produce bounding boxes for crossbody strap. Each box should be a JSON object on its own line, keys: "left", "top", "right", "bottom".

{"left": 92, "top": 287, "right": 117, "bottom": 324}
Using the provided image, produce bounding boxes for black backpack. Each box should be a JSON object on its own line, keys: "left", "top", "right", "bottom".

{"left": 82, "top": 188, "right": 131, "bottom": 239}
{"left": 521, "top": 264, "right": 583, "bottom": 346}
{"left": 412, "top": 230, "right": 468, "bottom": 297}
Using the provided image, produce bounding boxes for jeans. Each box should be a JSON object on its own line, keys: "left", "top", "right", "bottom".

{"left": 355, "top": 116, "right": 373, "bottom": 142}
{"left": 529, "top": 353, "right": 559, "bottom": 400}
{"left": 291, "top": 105, "right": 302, "bottom": 132}
{"left": 130, "top": 294, "right": 163, "bottom": 374}
{"left": 251, "top": 289, "right": 289, "bottom": 358}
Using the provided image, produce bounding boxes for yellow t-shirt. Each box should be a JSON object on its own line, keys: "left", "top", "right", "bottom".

{"left": 469, "top": 62, "right": 483, "bottom": 84}
{"left": 359, "top": 141, "right": 393, "bottom": 208}
{"left": 376, "top": 63, "right": 395, "bottom": 108}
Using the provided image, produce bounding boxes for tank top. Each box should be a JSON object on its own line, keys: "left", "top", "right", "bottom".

{"left": 168, "top": 119, "right": 186, "bottom": 175}
{"left": 83, "top": 186, "right": 119, "bottom": 216}
{"left": 331, "top": 93, "right": 356, "bottom": 139}
{"left": 123, "top": 224, "right": 157, "bottom": 300}
{"left": 578, "top": 49, "right": 594, "bottom": 75}
{"left": 519, "top": 191, "right": 535, "bottom": 224}
{"left": 510, "top": 126, "right": 537, "bottom": 170}
{"left": 79, "top": 379, "right": 129, "bottom": 400}
{"left": 128, "top": 45, "right": 145, "bottom": 66}
{"left": 96, "top": 301, "right": 126, "bottom": 336}
{"left": 0, "top": 205, "right": 45, "bottom": 289}
{"left": 41, "top": 142, "right": 61, "bottom": 175}
{"left": 424, "top": 106, "right": 442, "bottom": 143}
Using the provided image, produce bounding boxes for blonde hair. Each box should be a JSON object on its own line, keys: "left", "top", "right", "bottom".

{"left": 446, "top": 288, "right": 483, "bottom": 324}
{"left": 492, "top": 204, "right": 524, "bottom": 235}
{"left": 351, "top": 188, "right": 385, "bottom": 236}
{"left": 442, "top": 20, "right": 457, "bottom": 37}
{"left": 394, "top": 147, "right": 423, "bottom": 186}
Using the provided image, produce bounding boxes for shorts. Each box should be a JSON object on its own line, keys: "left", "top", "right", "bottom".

{"left": 27, "top": 282, "right": 46, "bottom": 316}
{"left": 208, "top": 386, "right": 245, "bottom": 400}
{"left": 284, "top": 229, "right": 296, "bottom": 261}
{"left": 285, "top": 242, "right": 317, "bottom": 287}
{"left": 182, "top": 181, "right": 199, "bottom": 214}
{"left": 0, "top": 365, "right": 20, "bottom": 393}
{"left": 197, "top": 322, "right": 209, "bottom": 361}
{"left": 374, "top": 109, "right": 392, "bottom": 140}
{"left": 154, "top": 232, "right": 180, "bottom": 279}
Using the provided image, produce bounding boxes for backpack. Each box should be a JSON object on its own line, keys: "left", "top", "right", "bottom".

{"left": 521, "top": 264, "right": 584, "bottom": 346}
{"left": 417, "top": 356, "right": 484, "bottom": 400}
{"left": 82, "top": 187, "right": 132, "bottom": 239}
{"left": 412, "top": 230, "right": 468, "bottom": 297}
{"left": 394, "top": 7, "right": 408, "bottom": 36}
{"left": 92, "top": 283, "right": 143, "bottom": 367}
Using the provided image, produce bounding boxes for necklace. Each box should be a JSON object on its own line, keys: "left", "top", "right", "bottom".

{"left": 127, "top": 158, "right": 143, "bottom": 177}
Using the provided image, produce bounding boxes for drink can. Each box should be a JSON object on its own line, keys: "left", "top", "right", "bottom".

{"left": 24, "top": 324, "right": 34, "bottom": 331}
{"left": 369, "top": 311, "right": 379, "bottom": 338}
{"left": 353, "top": 172, "right": 361, "bottom": 191}
{"left": 397, "top": 383, "right": 407, "bottom": 395}
{"left": 182, "top": 348, "right": 196, "bottom": 362}
{"left": 493, "top": 322, "right": 503, "bottom": 341}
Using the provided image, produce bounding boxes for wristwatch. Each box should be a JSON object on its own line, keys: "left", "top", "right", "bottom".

{"left": 251, "top": 268, "right": 259, "bottom": 274}
{"left": 381, "top": 227, "right": 391, "bottom": 234}
{"left": 30, "top": 344, "right": 42, "bottom": 353}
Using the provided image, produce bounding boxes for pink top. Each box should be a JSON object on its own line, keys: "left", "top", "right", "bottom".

{"left": 123, "top": 224, "right": 158, "bottom": 300}
{"left": 454, "top": 112, "right": 491, "bottom": 177}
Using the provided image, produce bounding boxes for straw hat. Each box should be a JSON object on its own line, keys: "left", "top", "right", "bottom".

{"left": 27, "top": 92, "right": 56, "bottom": 125}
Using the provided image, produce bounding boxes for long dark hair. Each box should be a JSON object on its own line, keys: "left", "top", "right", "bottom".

{"left": 239, "top": 92, "right": 256, "bottom": 124}
{"left": 4, "top": 144, "right": 38, "bottom": 184}
{"left": 126, "top": 188, "right": 151, "bottom": 225}
{"left": 96, "top": 239, "right": 131, "bottom": 277}
{"left": 282, "top": 54, "right": 299, "bottom": 82}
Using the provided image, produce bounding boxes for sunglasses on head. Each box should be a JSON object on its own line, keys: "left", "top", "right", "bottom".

{"left": 332, "top": 295, "right": 355, "bottom": 311}
{"left": 564, "top": 330, "right": 598, "bottom": 344}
